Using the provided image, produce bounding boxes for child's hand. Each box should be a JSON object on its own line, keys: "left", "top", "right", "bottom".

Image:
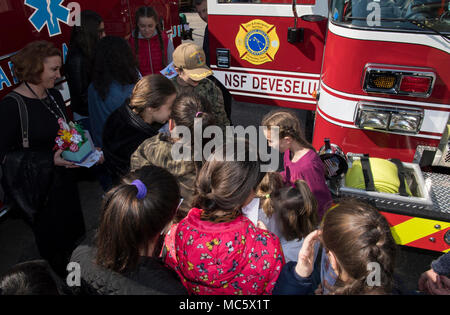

{"left": 418, "top": 268, "right": 439, "bottom": 293}
{"left": 295, "top": 230, "right": 320, "bottom": 278}
{"left": 424, "top": 275, "right": 450, "bottom": 295}
{"left": 431, "top": 275, "right": 450, "bottom": 295}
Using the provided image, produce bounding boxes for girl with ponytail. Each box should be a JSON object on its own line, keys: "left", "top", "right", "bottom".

{"left": 320, "top": 199, "right": 397, "bottom": 295}
{"left": 70, "top": 165, "right": 187, "bottom": 294}
{"left": 256, "top": 172, "right": 284, "bottom": 221}
{"left": 261, "top": 109, "right": 332, "bottom": 219}
{"left": 256, "top": 174, "right": 319, "bottom": 263}
{"left": 274, "top": 198, "right": 397, "bottom": 295}
{"left": 167, "top": 141, "right": 284, "bottom": 295}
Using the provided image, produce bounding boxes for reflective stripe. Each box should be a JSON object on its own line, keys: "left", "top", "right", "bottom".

{"left": 390, "top": 217, "right": 450, "bottom": 245}
{"left": 381, "top": 211, "right": 450, "bottom": 252}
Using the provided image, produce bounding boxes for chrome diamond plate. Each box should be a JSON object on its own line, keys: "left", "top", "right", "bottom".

{"left": 423, "top": 172, "right": 450, "bottom": 214}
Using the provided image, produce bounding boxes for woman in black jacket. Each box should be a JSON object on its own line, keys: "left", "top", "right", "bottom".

{"left": 102, "top": 74, "right": 176, "bottom": 185}
{"left": 70, "top": 165, "right": 187, "bottom": 295}
{"left": 0, "top": 41, "right": 85, "bottom": 277}
{"left": 65, "top": 10, "right": 105, "bottom": 130}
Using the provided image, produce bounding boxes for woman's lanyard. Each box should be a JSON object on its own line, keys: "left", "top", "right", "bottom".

{"left": 24, "top": 82, "right": 67, "bottom": 122}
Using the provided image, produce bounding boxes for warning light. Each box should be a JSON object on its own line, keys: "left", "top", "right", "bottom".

{"left": 399, "top": 76, "right": 432, "bottom": 95}
{"left": 371, "top": 75, "right": 396, "bottom": 89}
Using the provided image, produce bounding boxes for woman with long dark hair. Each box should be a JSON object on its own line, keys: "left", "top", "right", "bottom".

{"left": 128, "top": 6, "right": 173, "bottom": 76}
{"left": 88, "top": 36, "right": 139, "bottom": 148}
{"left": 65, "top": 10, "right": 105, "bottom": 131}
{"left": 70, "top": 165, "right": 187, "bottom": 295}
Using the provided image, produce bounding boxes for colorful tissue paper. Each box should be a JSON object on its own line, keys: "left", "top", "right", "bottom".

{"left": 55, "top": 118, "right": 94, "bottom": 163}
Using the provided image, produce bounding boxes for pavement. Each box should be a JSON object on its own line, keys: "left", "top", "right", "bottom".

{"left": 181, "top": 12, "right": 207, "bottom": 48}
{"left": 0, "top": 11, "right": 442, "bottom": 294}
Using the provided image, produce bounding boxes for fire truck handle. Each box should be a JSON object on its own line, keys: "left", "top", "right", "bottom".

{"left": 288, "top": 0, "right": 304, "bottom": 43}
{"left": 292, "top": 0, "right": 298, "bottom": 28}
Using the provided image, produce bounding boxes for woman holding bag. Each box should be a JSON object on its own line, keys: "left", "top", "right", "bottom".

{"left": 0, "top": 41, "right": 86, "bottom": 277}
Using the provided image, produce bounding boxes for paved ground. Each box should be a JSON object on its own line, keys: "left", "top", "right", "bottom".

{"left": 0, "top": 11, "right": 442, "bottom": 294}
{"left": 182, "top": 12, "right": 207, "bottom": 48}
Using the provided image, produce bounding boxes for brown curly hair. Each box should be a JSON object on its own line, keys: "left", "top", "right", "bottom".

{"left": 11, "top": 41, "right": 61, "bottom": 84}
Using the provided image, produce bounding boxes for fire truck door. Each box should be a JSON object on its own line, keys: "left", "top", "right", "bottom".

{"left": 208, "top": 0, "right": 328, "bottom": 111}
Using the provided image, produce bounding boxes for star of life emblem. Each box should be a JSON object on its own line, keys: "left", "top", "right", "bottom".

{"left": 25, "top": 0, "right": 71, "bottom": 37}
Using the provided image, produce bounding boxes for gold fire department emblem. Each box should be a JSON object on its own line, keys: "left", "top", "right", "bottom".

{"left": 235, "top": 19, "right": 279, "bottom": 65}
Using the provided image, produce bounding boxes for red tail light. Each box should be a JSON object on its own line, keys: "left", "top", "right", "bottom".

{"left": 400, "top": 76, "right": 432, "bottom": 94}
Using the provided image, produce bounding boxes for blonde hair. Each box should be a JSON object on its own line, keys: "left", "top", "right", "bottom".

{"left": 256, "top": 172, "right": 284, "bottom": 218}
{"left": 261, "top": 109, "right": 315, "bottom": 151}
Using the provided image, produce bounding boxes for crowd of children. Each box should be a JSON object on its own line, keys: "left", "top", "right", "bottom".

{"left": 1, "top": 6, "right": 449, "bottom": 296}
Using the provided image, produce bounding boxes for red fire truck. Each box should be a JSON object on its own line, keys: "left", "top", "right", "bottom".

{"left": 0, "top": 0, "right": 182, "bottom": 215}
{"left": 208, "top": 0, "right": 450, "bottom": 252}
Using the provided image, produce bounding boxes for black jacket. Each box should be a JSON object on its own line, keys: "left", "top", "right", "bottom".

{"left": 65, "top": 46, "right": 91, "bottom": 116}
{"left": 70, "top": 244, "right": 187, "bottom": 295}
{"left": 102, "top": 102, "right": 162, "bottom": 180}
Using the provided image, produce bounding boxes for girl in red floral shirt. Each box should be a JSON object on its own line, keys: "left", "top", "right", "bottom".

{"left": 164, "top": 141, "right": 285, "bottom": 295}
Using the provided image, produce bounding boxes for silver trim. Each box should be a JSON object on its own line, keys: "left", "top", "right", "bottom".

{"left": 0, "top": 206, "right": 9, "bottom": 218}
{"left": 0, "top": 51, "right": 19, "bottom": 62}
{"left": 340, "top": 161, "right": 434, "bottom": 211}
{"left": 329, "top": 19, "right": 450, "bottom": 36}
{"left": 413, "top": 145, "right": 437, "bottom": 164}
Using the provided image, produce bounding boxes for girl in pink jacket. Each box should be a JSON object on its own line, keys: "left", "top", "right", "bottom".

{"left": 164, "top": 141, "right": 285, "bottom": 295}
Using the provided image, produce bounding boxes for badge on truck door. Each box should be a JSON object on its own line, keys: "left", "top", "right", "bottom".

{"left": 235, "top": 19, "right": 279, "bottom": 66}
